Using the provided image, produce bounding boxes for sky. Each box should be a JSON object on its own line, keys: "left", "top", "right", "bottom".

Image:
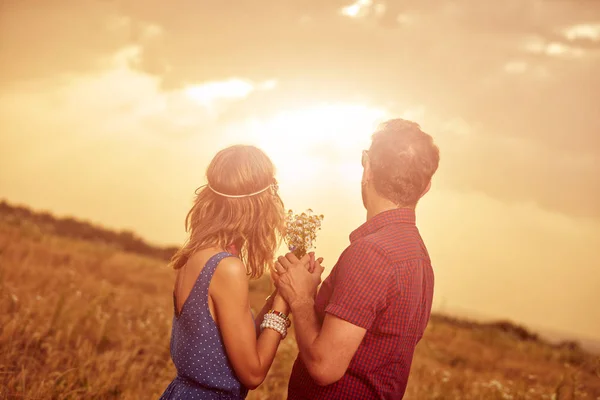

{"left": 1, "top": 0, "right": 599, "bottom": 343}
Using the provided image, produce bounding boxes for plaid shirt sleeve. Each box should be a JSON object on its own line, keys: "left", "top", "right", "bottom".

{"left": 324, "top": 239, "right": 390, "bottom": 329}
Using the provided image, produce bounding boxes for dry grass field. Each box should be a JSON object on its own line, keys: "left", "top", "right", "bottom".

{"left": 1, "top": 215, "right": 599, "bottom": 399}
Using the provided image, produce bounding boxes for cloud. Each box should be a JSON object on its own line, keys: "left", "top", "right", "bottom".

{"left": 563, "top": 23, "right": 600, "bottom": 42}
{"left": 1, "top": 0, "right": 600, "bottom": 222}
{"left": 0, "top": 1, "right": 119, "bottom": 84}
{"left": 520, "top": 35, "right": 587, "bottom": 58}
{"left": 2, "top": 0, "right": 600, "bottom": 346}
{"left": 105, "top": 15, "right": 164, "bottom": 40}
{"left": 0, "top": 41, "right": 286, "bottom": 243}
{"left": 0, "top": 41, "right": 280, "bottom": 184}
{"left": 429, "top": 116, "right": 600, "bottom": 220}
{"left": 340, "top": 0, "right": 372, "bottom": 18}
{"left": 503, "top": 60, "right": 529, "bottom": 74}
{"left": 340, "top": 0, "right": 386, "bottom": 19}
{"left": 185, "top": 78, "right": 276, "bottom": 108}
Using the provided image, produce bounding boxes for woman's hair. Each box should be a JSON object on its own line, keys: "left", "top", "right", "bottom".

{"left": 170, "top": 145, "right": 285, "bottom": 278}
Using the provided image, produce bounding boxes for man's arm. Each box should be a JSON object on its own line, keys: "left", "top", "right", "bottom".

{"left": 276, "top": 241, "right": 387, "bottom": 386}
{"left": 290, "top": 299, "right": 367, "bottom": 386}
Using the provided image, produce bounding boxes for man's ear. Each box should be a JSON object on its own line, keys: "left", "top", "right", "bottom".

{"left": 420, "top": 181, "right": 432, "bottom": 198}
{"left": 361, "top": 164, "right": 371, "bottom": 186}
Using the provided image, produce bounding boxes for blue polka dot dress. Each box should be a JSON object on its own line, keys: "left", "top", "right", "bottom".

{"left": 160, "top": 252, "right": 249, "bottom": 399}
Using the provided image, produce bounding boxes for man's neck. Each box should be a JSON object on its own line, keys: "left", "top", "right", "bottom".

{"left": 366, "top": 199, "right": 414, "bottom": 221}
{"left": 366, "top": 204, "right": 395, "bottom": 221}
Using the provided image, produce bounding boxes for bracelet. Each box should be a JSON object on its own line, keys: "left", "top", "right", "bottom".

{"left": 268, "top": 309, "right": 288, "bottom": 318}
{"left": 264, "top": 313, "right": 291, "bottom": 328}
{"left": 260, "top": 311, "right": 290, "bottom": 338}
{"left": 260, "top": 317, "right": 287, "bottom": 338}
{"left": 268, "top": 309, "right": 291, "bottom": 326}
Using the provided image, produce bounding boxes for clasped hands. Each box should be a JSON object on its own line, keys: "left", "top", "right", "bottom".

{"left": 271, "top": 252, "right": 325, "bottom": 309}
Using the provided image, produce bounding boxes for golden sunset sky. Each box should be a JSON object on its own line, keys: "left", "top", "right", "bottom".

{"left": 1, "top": 0, "right": 599, "bottom": 344}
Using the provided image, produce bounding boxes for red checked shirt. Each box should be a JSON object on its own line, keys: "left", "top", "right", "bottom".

{"left": 287, "top": 208, "right": 435, "bottom": 400}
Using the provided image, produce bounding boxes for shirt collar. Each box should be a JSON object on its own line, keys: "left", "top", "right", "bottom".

{"left": 350, "top": 208, "right": 416, "bottom": 243}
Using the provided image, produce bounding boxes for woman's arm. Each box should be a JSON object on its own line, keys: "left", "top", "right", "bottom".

{"left": 210, "top": 257, "right": 290, "bottom": 390}
{"left": 254, "top": 289, "right": 277, "bottom": 337}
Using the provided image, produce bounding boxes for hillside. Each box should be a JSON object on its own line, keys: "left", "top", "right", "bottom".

{"left": 0, "top": 200, "right": 179, "bottom": 262}
{"left": 0, "top": 205, "right": 599, "bottom": 399}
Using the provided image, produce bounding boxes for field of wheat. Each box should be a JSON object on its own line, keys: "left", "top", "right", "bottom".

{"left": 1, "top": 219, "right": 599, "bottom": 399}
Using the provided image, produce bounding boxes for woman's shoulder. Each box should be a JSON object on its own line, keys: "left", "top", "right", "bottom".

{"left": 210, "top": 254, "right": 250, "bottom": 302}
{"left": 183, "top": 250, "right": 244, "bottom": 280}
{"left": 211, "top": 254, "right": 247, "bottom": 284}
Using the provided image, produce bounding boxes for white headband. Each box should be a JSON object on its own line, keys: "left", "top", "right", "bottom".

{"left": 200, "top": 183, "right": 275, "bottom": 198}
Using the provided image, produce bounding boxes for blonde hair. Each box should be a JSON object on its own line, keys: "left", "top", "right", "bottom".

{"left": 170, "top": 145, "right": 285, "bottom": 278}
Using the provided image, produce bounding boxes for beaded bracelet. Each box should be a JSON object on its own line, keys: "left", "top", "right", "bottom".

{"left": 263, "top": 313, "right": 290, "bottom": 328}
{"left": 263, "top": 318, "right": 287, "bottom": 328}
{"left": 260, "top": 318, "right": 287, "bottom": 339}
{"left": 263, "top": 313, "right": 289, "bottom": 329}
{"left": 260, "top": 311, "right": 289, "bottom": 338}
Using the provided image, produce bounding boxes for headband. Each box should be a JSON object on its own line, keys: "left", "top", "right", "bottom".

{"left": 196, "top": 183, "right": 276, "bottom": 198}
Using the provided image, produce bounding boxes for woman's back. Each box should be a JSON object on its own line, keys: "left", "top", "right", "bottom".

{"left": 161, "top": 144, "right": 291, "bottom": 398}
{"left": 160, "top": 252, "right": 248, "bottom": 399}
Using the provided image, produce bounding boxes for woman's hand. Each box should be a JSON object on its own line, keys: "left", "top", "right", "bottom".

{"left": 273, "top": 252, "right": 323, "bottom": 276}
{"left": 265, "top": 288, "right": 278, "bottom": 308}
{"left": 274, "top": 253, "right": 325, "bottom": 308}
{"left": 271, "top": 292, "right": 290, "bottom": 316}
{"left": 264, "top": 280, "right": 290, "bottom": 315}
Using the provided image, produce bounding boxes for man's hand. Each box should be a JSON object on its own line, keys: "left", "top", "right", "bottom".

{"left": 274, "top": 252, "right": 325, "bottom": 308}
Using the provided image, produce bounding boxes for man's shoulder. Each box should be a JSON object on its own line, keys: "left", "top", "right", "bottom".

{"left": 373, "top": 223, "right": 429, "bottom": 260}
{"left": 345, "top": 235, "right": 388, "bottom": 258}
{"left": 333, "top": 236, "right": 391, "bottom": 276}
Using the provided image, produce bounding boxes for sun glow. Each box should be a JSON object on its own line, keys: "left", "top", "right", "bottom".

{"left": 224, "top": 103, "right": 388, "bottom": 187}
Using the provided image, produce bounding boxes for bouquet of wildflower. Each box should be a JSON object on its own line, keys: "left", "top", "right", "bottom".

{"left": 284, "top": 209, "right": 324, "bottom": 259}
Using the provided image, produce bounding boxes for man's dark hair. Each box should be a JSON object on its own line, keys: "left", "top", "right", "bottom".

{"left": 369, "top": 118, "right": 440, "bottom": 207}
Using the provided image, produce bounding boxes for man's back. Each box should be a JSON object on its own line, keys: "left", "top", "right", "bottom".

{"left": 288, "top": 208, "right": 434, "bottom": 399}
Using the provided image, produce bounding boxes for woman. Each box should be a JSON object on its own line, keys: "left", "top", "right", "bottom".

{"left": 160, "top": 145, "right": 294, "bottom": 399}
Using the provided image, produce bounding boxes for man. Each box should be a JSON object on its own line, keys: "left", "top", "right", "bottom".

{"left": 274, "top": 118, "right": 440, "bottom": 399}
